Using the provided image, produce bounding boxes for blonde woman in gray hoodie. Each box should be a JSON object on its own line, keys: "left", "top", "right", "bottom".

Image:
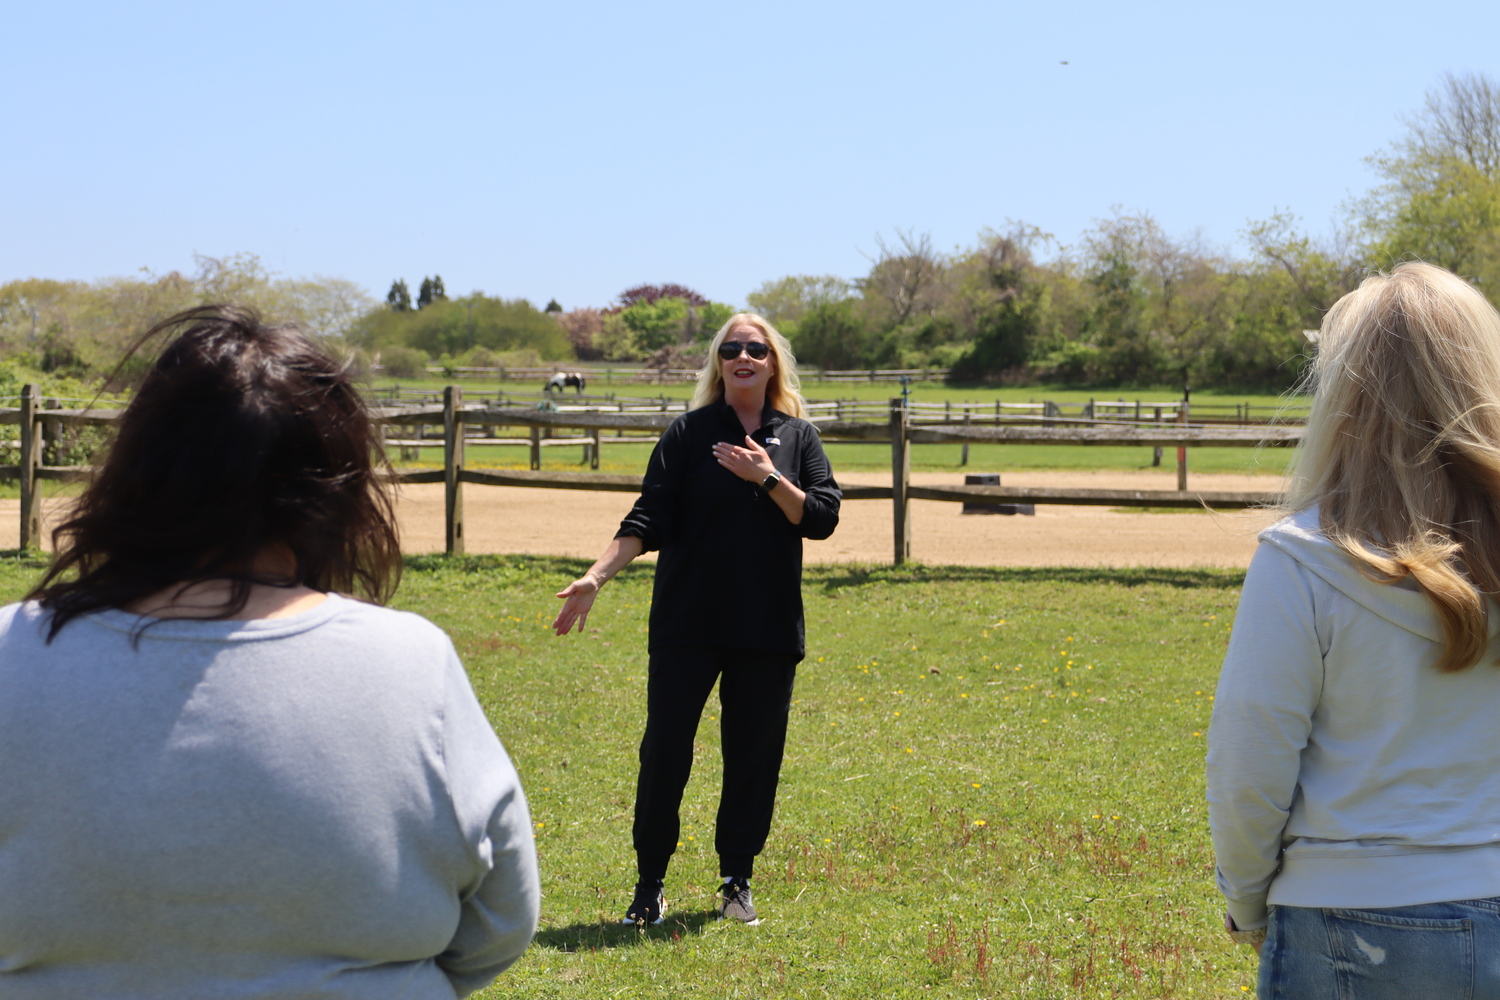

{"left": 1208, "top": 262, "right": 1500, "bottom": 998}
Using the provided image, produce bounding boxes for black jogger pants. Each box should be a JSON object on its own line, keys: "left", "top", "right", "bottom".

{"left": 632, "top": 645, "right": 798, "bottom": 882}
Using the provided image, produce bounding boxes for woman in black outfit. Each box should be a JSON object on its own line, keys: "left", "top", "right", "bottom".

{"left": 552, "top": 313, "right": 840, "bottom": 927}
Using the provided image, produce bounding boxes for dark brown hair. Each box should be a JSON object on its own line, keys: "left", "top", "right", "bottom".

{"left": 29, "top": 305, "right": 401, "bottom": 637}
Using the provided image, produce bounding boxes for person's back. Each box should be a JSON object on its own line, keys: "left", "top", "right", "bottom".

{"left": 1208, "top": 262, "right": 1500, "bottom": 996}
{"left": 0, "top": 596, "right": 535, "bottom": 999}
{"left": 0, "top": 305, "right": 539, "bottom": 998}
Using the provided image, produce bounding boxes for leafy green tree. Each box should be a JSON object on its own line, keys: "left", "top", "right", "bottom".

{"left": 746, "top": 275, "right": 855, "bottom": 332}
{"left": 387, "top": 280, "right": 412, "bottom": 311}
{"left": 619, "top": 296, "right": 735, "bottom": 353}
{"left": 790, "top": 300, "right": 870, "bottom": 369}
{"left": 348, "top": 295, "right": 570, "bottom": 361}
{"left": 417, "top": 276, "right": 448, "bottom": 309}
{"left": 1357, "top": 72, "right": 1500, "bottom": 293}
{"left": 0, "top": 256, "right": 375, "bottom": 379}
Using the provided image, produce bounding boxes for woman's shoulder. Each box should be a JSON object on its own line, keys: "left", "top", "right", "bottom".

{"left": 1258, "top": 505, "right": 1323, "bottom": 545}
{"left": 322, "top": 596, "right": 453, "bottom": 647}
{"left": 0, "top": 600, "right": 45, "bottom": 637}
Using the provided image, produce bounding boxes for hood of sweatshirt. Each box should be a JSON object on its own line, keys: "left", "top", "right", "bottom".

{"left": 1259, "top": 505, "right": 1500, "bottom": 645}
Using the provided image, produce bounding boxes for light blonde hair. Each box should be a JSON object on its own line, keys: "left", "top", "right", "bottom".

{"left": 689, "top": 313, "right": 807, "bottom": 418}
{"left": 1288, "top": 261, "right": 1500, "bottom": 671}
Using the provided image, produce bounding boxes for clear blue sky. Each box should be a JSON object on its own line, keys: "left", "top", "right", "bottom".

{"left": 5, "top": 0, "right": 1498, "bottom": 310}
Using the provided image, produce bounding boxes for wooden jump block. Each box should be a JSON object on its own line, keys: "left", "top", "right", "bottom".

{"left": 962, "top": 473, "right": 1034, "bottom": 515}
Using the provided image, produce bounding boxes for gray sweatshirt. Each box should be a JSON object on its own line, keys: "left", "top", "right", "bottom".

{"left": 0, "top": 594, "right": 539, "bottom": 999}
{"left": 1208, "top": 506, "right": 1500, "bottom": 931}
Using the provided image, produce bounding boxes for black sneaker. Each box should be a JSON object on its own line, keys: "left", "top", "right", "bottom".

{"left": 622, "top": 880, "right": 666, "bottom": 926}
{"left": 717, "top": 876, "right": 759, "bottom": 925}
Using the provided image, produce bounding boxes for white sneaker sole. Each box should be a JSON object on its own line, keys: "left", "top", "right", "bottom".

{"left": 622, "top": 899, "right": 667, "bottom": 926}
{"left": 716, "top": 910, "right": 760, "bottom": 926}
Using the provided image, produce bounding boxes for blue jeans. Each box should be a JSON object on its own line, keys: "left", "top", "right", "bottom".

{"left": 1260, "top": 899, "right": 1500, "bottom": 999}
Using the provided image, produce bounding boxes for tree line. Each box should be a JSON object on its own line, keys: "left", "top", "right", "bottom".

{"left": 5, "top": 73, "right": 1500, "bottom": 391}
{"left": 739, "top": 72, "right": 1500, "bottom": 390}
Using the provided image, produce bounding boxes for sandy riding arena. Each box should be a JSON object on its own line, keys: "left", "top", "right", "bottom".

{"left": 2, "top": 470, "right": 1283, "bottom": 568}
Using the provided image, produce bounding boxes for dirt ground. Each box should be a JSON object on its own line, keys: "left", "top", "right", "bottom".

{"left": 3, "top": 469, "right": 1283, "bottom": 568}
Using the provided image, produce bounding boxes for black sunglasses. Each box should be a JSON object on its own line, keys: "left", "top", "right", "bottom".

{"left": 718, "top": 340, "right": 770, "bottom": 361}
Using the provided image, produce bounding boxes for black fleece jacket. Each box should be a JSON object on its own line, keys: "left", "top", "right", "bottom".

{"left": 615, "top": 397, "right": 841, "bottom": 660}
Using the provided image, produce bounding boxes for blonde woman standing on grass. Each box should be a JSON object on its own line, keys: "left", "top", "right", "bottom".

{"left": 553, "top": 313, "right": 840, "bottom": 927}
{"left": 1209, "top": 262, "right": 1500, "bottom": 997}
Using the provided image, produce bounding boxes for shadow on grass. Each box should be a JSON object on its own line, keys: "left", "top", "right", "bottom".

{"left": 533, "top": 909, "right": 719, "bottom": 952}
{"left": 806, "top": 563, "right": 1245, "bottom": 592}
{"left": 401, "top": 553, "right": 1246, "bottom": 592}
{"left": 0, "top": 549, "right": 49, "bottom": 568}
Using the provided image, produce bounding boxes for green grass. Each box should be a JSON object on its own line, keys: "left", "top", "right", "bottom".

{"left": 0, "top": 553, "right": 1259, "bottom": 997}
{"left": 374, "top": 375, "right": 1303, "bottom": 410}
{"left": 0, "top": 480, "right": 85, "bottom": 501}
{"left": 395, "top": 440, "right": 1293, "bottom": 477}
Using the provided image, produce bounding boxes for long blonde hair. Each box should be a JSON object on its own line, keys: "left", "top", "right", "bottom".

{"left": 1288, "top": 261, "right": 1500, "bottom": 671}
{"left": 689, "top": 313, "right": 807, "bottom": 418}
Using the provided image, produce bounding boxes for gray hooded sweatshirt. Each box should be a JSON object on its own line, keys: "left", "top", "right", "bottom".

{"left": 1208, "top": 506, "right": 1500, "bottom": 931}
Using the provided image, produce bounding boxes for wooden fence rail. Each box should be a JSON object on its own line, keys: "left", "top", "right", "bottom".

{"left": 4, "top": 387, "right": 1297, "bottom": 564}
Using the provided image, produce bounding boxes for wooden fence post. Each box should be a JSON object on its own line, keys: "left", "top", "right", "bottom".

{"left": 890, "top": 398, "right": 910, "bottom": 566}
{"left": 961, "top": 412, "right": 970, "bottom": 466}
{"left": 444, "top": 386, "right": 465, "bottom": 555}
{"left": 19, "top": 384, "right": 41, "bottom": 550}
{"left": 1176, "top": 393, "right": 1190, "bottom": 491}
{"left": 529, "top": 426, "right": 541, "bottom": 470}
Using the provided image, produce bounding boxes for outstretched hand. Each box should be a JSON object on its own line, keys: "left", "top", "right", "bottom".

{"left": 712, "top": 436, "right": 776, "bottom": 483}
{"left": 552, "top": 576, "right": 598, "bottom": 635}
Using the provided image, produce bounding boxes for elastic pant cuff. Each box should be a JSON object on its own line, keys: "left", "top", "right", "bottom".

{"left": 719, "top": 854, "right": 754, "bottom": 879}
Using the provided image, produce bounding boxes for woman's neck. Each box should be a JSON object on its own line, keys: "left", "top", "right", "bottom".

{"left": 124, "top": 544, "right": 328, "bottom": 621}
{"left": 724, "top": 384, "right": 766, "bottom": 433}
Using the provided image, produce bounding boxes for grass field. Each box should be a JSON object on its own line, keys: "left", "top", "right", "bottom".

{"left": 373, "top": 375, "right": 1304, "bottom": 411}
{"left": 424, "top": 440, "right": 1295, "bottom": 477}
{"left": 0, "top": 551, "right": 1259, "bottom": 997}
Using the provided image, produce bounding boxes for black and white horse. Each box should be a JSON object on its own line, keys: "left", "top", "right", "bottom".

{"left": 544, "top": 371, "right": 586, "bottom": 393}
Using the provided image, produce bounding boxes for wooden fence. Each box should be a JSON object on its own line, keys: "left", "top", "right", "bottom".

{"left": 3, "top": 384, "right": 1297, "bottom": 563}
{"left": 408, "top": 364, "right": 954, "bottom": 385}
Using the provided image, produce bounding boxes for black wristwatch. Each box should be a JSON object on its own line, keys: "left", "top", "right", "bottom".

{"left": 760, "top": 470, "right": 783, "bottom": 493}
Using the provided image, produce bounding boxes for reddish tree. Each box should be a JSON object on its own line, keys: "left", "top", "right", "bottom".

{"left": 618, "top": 283, "right": 709, "bottom": 307}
